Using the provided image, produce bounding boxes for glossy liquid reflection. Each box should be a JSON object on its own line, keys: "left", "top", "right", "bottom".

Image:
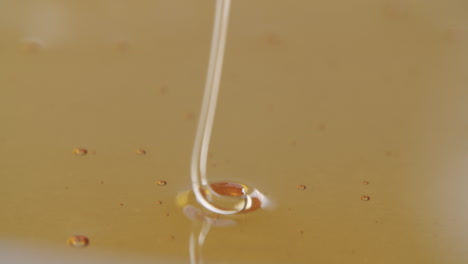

{"left": 178, "top": 182, "right": 269, "bottom": 264}
{"left": 189, "top": 0, "right": 270, "bottom": 213}
{"left": 187, "top": 0, "right": 272, "bottom": 261}
{"left": 2, "top": 0, "right": 468, "bottom": 263}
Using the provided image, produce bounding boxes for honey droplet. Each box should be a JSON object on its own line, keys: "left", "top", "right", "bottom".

{"left": 156, "top": 180, "right": 167, "bottom": 186}
{"left": 361, "top": 195, "right": 371, "bottom": 201}
{"left": 72, "top": 148, "right": 88, "bottom": 156}
{"left": 67, "top": 235, "right": 89, "bottom": 248}
{"left": 136, "top": 149, "right": 146, "bottom": 155}
{"left": 210, "top": 182, "right": 245, "bottom": 197}
{"left": 297, "top": 185, "right": 307, "bottom": 190}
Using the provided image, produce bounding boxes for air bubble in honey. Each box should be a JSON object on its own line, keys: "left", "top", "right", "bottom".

{"left": 67, "top": 235, "right": 89, "bottom": 248}
{"left": 156, "top": 180, "right": 167, "bottom": 186}
{"left": 136, "top": 149, "right": 146, "bottom": 155}
{"left": 361, "top": 195, "right": 371, "bottom": 201}
{"left": 72, "top": 148, "right": 87, "bottom": 156}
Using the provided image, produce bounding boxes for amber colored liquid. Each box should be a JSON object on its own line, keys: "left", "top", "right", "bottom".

{"left": 1, "top": 1, "right": 468, "bottom": 264}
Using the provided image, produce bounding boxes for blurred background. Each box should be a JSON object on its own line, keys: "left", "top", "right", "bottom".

{"left": 1, "top": 0, "right": 468, "bottom": 263}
